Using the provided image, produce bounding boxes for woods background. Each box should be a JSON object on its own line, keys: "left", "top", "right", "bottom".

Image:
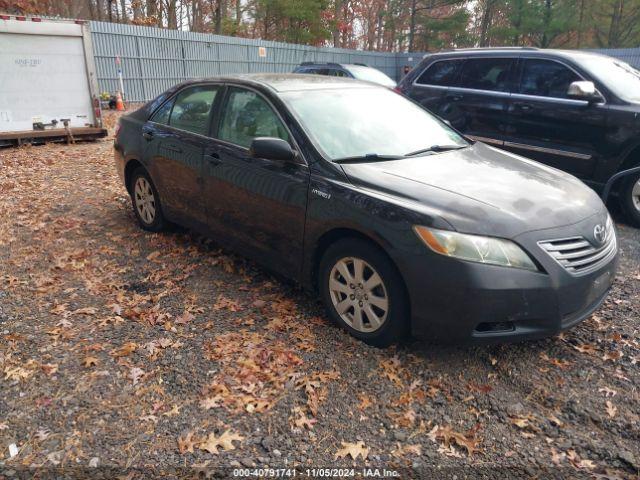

{"left": 2, "top": 0, "right": 639, "bottom": 53}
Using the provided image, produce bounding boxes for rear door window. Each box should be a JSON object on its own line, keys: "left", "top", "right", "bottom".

{"left": 518, "top": 59, "right": 582, "bottom": 99}
{"left": 458, "top": 58, "right": 514, "bottom": 92}
{"left": 168, "top": 85, "right": 219, "bottom": 136}
{"left": 329, "top": 69, "right": 349, "bottom": 77}
{"left": 416, "top": 59, "right": 463, "bottom": 86}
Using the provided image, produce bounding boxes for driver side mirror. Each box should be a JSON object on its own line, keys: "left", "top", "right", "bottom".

{"left": 567, "top": 81, "right": 603, "bottom": 103}
{"left": 250, "top": 137, "right": 297, "bottom": 162}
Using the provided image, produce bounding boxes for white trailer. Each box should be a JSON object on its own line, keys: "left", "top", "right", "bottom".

{"left": 0, "top": 14, "right": 107, "bottom": 146}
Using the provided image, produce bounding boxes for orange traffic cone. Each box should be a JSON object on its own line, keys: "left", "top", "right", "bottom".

{"left": 115, "top": 91, "right": 125, "bottom": 111}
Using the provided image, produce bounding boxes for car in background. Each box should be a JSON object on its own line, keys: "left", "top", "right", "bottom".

{"left": 114, "top": 74, "right": 617, "bottom": 347}
{"left": 293, "top": 62, "right": 397, "bottom": 88}
{"left": 397, "top": 47, "right": 640, "bottom": 227}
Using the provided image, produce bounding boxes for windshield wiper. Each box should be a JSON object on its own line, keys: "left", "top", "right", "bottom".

{"left": 404, "top": 144, "right": 467, "bottom": 157}
{"left": 333, "top": 153, "right": 405, "bottom": 164}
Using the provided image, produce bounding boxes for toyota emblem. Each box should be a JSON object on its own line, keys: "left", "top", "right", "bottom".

{"left": 593, "top": 224, "right": 606, "bottom": 245}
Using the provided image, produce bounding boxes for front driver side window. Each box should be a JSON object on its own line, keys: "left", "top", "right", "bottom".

{"left": 218, "top": 88, "right": 290, "bottom": 148}
{"left": 519, "top": 59, "right": 582, "bottom": 99}
{"left": 150, "top": 97, "right": 174, "bottom": 124}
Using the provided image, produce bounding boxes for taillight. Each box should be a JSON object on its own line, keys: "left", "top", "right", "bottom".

{"left": 115, "top": 122, "right": 122, "bottom": 137}
{"left": 393, "top": 86, "right": 404, "bottom": 95}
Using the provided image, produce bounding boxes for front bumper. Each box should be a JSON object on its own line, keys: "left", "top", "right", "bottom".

{"left": 398, "top": 215, "right": 618, "bottom": 344}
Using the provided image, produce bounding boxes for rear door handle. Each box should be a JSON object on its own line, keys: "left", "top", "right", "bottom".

{"left": 514, "top": 102, "right": 533, "bottom": 111}
{"left": 165, "top": 144, "right": 182, "bottom": 153}
{"left": 205, "top": 152, "right": 221, "bottom": 165}
{"left": 142, "top": 131, "right": 154, "bottom": 141}
{"left": 447, "top": 94, "right": 463, "bottom": 102}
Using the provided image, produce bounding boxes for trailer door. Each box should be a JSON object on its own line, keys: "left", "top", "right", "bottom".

{"left": 0, "top": 21, "right": 95, "bottom": 132}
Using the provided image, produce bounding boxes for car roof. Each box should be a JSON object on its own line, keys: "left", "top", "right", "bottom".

{"left": 426, "top": 47, "right": 612, "bottom": 62}
{"left": 177, "top": 73, "right": 379, "bottom": 92}
{"left": 298, "top": 62, "right": 363, "bottom": 67}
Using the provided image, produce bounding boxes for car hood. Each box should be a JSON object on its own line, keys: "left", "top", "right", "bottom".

{"left": 339, "top": 142, "right": 606, "bottom": 238}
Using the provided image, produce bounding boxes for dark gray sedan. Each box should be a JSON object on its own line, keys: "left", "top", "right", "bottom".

{"left": 114, "top": 74, "right": 618, "bottom": 346}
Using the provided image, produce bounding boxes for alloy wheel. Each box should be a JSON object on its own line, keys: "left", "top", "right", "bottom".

{"left": 328, "top": 257, "right": 389, "bottom": 333}
{"left": 134, "top": 177, "right": 156, "bottom": 224}
{"left": 632, "top": 178, "right": 640, "bottom": 212}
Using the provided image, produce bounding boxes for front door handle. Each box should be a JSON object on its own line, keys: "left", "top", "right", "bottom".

{"left": 447, "top": 94, "right": 463, "bottom": 102}
{"left": 142, "top": 131, "right": 154, "bottom": 141}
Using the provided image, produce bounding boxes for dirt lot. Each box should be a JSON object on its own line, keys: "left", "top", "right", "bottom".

{"left": 1, "top": 118, "right": 639, "bottom": 479}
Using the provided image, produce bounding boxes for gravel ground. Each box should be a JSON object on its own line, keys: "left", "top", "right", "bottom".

{"left": 0, "top": 119, "right": 639, "bottom": 479}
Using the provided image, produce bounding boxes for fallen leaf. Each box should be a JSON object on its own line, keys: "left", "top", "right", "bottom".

{"left": 605, "top": 400, "right": 617, "bottom": 418}
{"left": 146, "top": 251, "right": 161, "bottom": 261}
{"left": 567, "top": 449, "right": 596, "bottom": 470}
{"left": 82, "top": 356, "right": 98, "bottom": 368}
{"left": 598, "top": 387, "right": 617, "bottom": 398}
{"left": 175, "top": 311, "right": 195, "bottom": 325}
{"left": 178, "top": 431, "right": 197, "bottom": 454}
{"left": 163, "top": 405, "right": 180, "bottom": 417}
{"left": 41, "top": 363, "right": 59, "bottom": 376}
{"left": 433, "top": 425, "right": 481, "bottom": 456}
{"left": 547, "top": 414, "right": 564, "bottom": 427}
{"left": 111, "top": 342, "right": 137, "bottom": 357}
{"left": 200, "top": 396, "right": 223, "bottom": 410}
{"left": 602, "top": 351, "right": 622, "bottom": 362}
{"left": 573, "top": 344, "right": 598, "bottom": 354}
{"left": 130, "top": 367, "right": 145, "bottom": 385}
{"left": 509, "top": 415, "right": 540, "bottom": 433}
{"left": 199, "top": 430, "right": 244, "bottom": 454}
{"left": 251, "top": 299, "right": 267, "bottom": 309}
{"left": 358, "top": 394, "right": 372, "bottom": 410}
{"left": 335, "top": 441, "right": 369, "bottom": 460}
{"left": 551, "top": 448, "right": 566, "bottom": 465}
{"left": 72, "top": 307, "right": 98, "bottom": 316}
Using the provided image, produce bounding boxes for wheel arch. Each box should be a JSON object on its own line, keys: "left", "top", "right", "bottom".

{"left": 309, "top": 227, "right": 409, "bottom": 302}
{"left": 124, "top": 158, "right": 145, "bottom": 194}
{"left": 612, "top": 143, "right": 640, "bottom": 193}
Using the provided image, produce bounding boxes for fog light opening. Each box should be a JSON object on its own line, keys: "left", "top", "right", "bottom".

{"left": 474, "top": 321, "right": 515, "bottom": 333}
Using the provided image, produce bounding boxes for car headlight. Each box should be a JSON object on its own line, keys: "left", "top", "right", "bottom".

{"left": 413, "top": 226, "right": 538, "bottom": 271}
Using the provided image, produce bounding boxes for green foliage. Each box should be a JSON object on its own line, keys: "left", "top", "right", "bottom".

{"left": 415, "top": 7, "right": 472, "bottom": 50}
{"left": 255, "top": 0, "right": 332, "bottom": 44}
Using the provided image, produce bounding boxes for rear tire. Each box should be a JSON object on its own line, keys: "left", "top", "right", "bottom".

{"left": 129, "top": 167, "right": 167, "bottom": 232}
{"left": 620, "top": 172, "right": 640, "bottom": 228}
{"left": 319, "top": 238, "right": 409, "bottom": 347}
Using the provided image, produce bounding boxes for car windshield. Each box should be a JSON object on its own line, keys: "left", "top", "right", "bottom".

{"left": 281, "top": 87, "right": 467, "bottom": 160}
{"left": 344, "top": 65, "right": 397, "bottom": 87}
{"left": 578, "top": 55, "right": 640, "bottom": 103}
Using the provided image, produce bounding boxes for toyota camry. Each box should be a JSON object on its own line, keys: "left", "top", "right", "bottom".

{"left": 114, "top": 74, "right": 618, "bottom": 347}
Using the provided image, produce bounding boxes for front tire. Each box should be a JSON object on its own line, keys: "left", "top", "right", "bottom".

{"left": 319, "top": 238, "right": 409, "bottom": 347}
{"left": 620, "top": 172, "right": 640, "bottom": 228}
{"left": 129, "top": 167, "right": 167, "bottom": 232}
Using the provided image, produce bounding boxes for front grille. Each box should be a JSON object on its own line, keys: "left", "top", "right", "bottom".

{"left": 538, "top": 221, "right": 616, "bottom": 276}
